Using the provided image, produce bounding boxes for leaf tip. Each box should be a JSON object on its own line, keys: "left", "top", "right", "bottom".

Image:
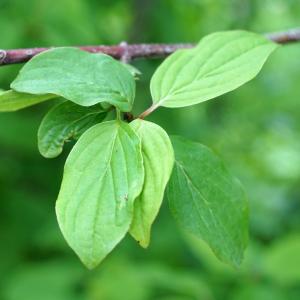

{"left": 80, "top": 257, "right": 102, "bottom": 270}
{"left": 138, "top": 239, "right": 150, "bottom": 249}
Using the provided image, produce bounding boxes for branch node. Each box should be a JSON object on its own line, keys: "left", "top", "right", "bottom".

{"left": 0, "top": 50, "right": 7, "bottom": 63}
{"left": 124, "top": 112, "right": 134, "bottom": 122}
{"left": 119, "top": 41, "right": 131, "bottom": 63}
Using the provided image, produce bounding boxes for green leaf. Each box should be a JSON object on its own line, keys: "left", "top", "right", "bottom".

{"left": 129, "top": 119, "right": 174, "bottom": 247}
{"left": 38, "top": 101, "right": 107, "bottom": 158}
{"left": 56, "top": 120, "right": 144, "bottom": 269}
{"left": 0, "top": 90, "right": 55, "bottom": 112}
{"left": 150, "top": 30, "right": 278, "bottom": 108}
{"left": 11, "top": 47, "right": 136, "bottom": 112}
{"left": 167, "top": 136, "right": 248, "bottom": 267}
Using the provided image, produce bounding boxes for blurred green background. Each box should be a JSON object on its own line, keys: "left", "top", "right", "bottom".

{"left": 1, "top": 0, "right": 300, "bottom": 299}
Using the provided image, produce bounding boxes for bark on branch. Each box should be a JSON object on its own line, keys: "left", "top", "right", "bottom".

{"left": 0, "top": 28, "right": 300, "bottom": 66}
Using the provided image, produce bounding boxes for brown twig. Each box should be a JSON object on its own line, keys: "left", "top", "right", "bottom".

{"left": 0, "top": 28, "right": 300, "bottom": 66}
{"left": 0, "top": 44, "right": 193, "bottom": 66}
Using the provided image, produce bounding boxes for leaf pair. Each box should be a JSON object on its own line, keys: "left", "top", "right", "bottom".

{"left": 2, "top": 31, "right": 278, "bottom": 114}
{"left": 56, "top": 119, "right": 174, "bottom": 269}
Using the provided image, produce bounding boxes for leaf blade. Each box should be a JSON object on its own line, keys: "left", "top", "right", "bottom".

{"left": 38, "top": 101, "right": 107, "bottom": 158}
{"left": 150, "top": 30, "right": 278, "bottom": 108}
{"left": 167, "top": 136, "right": 248, "bottom": 267}
{"left": 11, "top": 47, "right": 136, "bottom": 112}
{"left": 56, "top": 120, "right": 144, "bottom": 269}
{"left": 0, "top": 90, "right": 55, "bottom": 112}
{"left": 129, "top": 119, "right": 174, "bottom": 247}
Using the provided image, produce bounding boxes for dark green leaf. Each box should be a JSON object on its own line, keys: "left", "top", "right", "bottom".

{"left": 38, "top": 101, "right": 107, "bottom": 158}
{"left": 167, "top": 136, "right": 248, "bottom": 267}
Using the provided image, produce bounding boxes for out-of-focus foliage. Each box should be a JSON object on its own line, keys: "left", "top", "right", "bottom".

{"left": 1, "top": 0, "right": 300, "bottom": 299}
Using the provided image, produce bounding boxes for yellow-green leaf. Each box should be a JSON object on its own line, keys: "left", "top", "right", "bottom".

{"left": 0, "top": 90, "right": 55, "bottom": 112}
{"left": 56, "top": 120, "right": 144, "bottom": 269}
{"left": 150, "top": 30, "right": 278, "bottom": 108}
{"left": 129, "top": 119, "right": 174, "bottom": 247}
